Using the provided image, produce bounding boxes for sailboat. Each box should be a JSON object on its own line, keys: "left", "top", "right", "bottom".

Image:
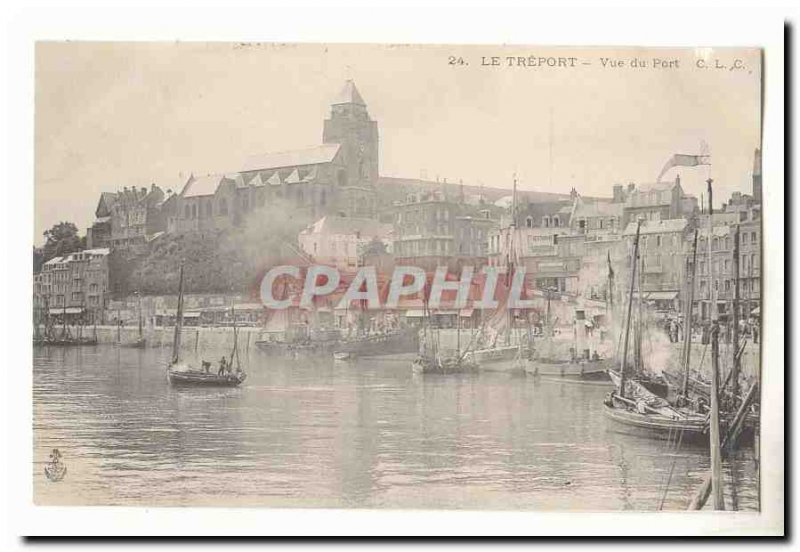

{"left": 602, "top": 219, "right": 708, "bottom": 442}
{"left": 166, "top": 263, "right": 246, "bottom": 387}
{"left": 412, "top": 298, "right": 479, "bottom": 374}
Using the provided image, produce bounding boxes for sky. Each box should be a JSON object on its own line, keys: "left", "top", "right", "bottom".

{"left": 34, "top": 43, "right": 762, "bottom": 243}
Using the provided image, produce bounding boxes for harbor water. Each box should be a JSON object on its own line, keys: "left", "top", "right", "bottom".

{"left": 33, "top": 345, "right": 759, "bottom": 510}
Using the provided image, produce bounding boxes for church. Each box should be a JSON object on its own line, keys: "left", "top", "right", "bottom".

{"left": 169, "top": 80, "right": 379, "bottom": 235}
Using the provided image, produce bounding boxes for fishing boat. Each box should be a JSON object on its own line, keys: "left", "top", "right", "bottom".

{"left": 602, "top": 219, "right": 708, "bottom": 442}
{"left": 526, "top": 356, "right": 612, "bottom": 380}
{"left": 411, "top": 353, "right": 479, "bottom": 375}
{"left": 166, "top": 263, "right": 247, "bottom": 387}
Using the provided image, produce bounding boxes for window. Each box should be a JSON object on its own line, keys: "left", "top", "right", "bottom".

{"left": 206, "top": 202, "right": 212, "bottom": 217}
{"left": 553, "top": 216, "right": 560, "bottom": 227}
{"left": 526, "top": 216, "right": 533, "bottom": 228}
{"left": 185, "top": 205, "right": 191, "bottom": 218}
{"left": 219, "top": 198, "right": 228, "bottom": 215}
{"left": 751, "top": 232, "right": 757, "bottom": 244}
{"left": 656, "top": 235, "right": 662, "bottom": 247}
{"left": 543, "top": 216, "right": 550, "bottom": 228}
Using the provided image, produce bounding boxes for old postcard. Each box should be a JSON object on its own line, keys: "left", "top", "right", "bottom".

{"left": 31, "top": 42, "right": 772, "bottom": 521}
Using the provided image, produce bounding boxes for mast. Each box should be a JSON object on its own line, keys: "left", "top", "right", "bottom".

{"left": 731, "top": 225, "right": 741, "bottom": 399}
{"left": 681, "top": 229, "right": 699, "bottom": 398}
{"left": 618, "top": 219, "right": 641, "bottom": 398}
{"left": 171, "top": 262, "right": 185, "bottom": 364}
{"left": 635, "top": 253, "right": 644, "bottom": 374}
{"left": 706, "top": 177, "right": 725, "bottom": 510}
{"left": 229, "top": 304, "right": 241, "bottom": 370}
{"left": 137, "top": 290, "right": 143, "bottom": 339}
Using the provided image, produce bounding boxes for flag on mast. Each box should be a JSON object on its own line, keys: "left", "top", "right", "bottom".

{"left": 657, "top": 153, "right": 711, "bottom": 182}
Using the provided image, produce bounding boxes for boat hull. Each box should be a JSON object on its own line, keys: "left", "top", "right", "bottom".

{"left": 463, "top": 346, "right": 527, "bottom": 373}
{"left": 602, "top": 402, "right": 709, "bottom": 443}
{"left": 167, "top": 369, "right": 246, "bottom": 387}
{"left": 525, "top": 358, "right": 612, "bottom": 380}
{"left": 411, "top": 356, "right": 479, "bottom": 375}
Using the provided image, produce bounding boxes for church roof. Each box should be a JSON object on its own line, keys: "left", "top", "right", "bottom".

{"left": 181, "top": 175, "right": 232, "bottom": 198}
{"left": 241, "top": 144, "right": 340, "bottom": 172}
{"left": 332, "top": 80, "right": 366, "bottom": 106}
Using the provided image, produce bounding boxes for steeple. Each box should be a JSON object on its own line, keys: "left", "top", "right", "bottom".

{"left": 332, "top": 79, "right": 366, "bottom": 106}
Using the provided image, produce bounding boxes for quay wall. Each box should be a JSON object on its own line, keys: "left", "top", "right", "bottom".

{"left": 81, "top": 326, "right": 265, "bottom": 352}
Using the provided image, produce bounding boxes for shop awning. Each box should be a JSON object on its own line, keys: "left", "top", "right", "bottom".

{"left": 459, "top": 308, "right": 474, "bottom": 317}
{"left": 405, "top": 310, "right": 425, "bottom": 318}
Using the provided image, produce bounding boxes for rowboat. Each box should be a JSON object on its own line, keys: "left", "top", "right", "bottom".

{"left": 525, "top": 357, "right": 611, "bottom": 380}
{"left": 412, "top": 354, "right": 479, "bottom": 375}
{"left": 167, "top": 363, "right": 246, "bottom": 387}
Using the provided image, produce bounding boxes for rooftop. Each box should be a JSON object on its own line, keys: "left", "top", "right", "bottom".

{"left": 332, "top": 80, "right": 366, "bottom": 106}
{"left": 623, "top": 218, "right": 687, "bottom": 236}
{"left": 301, "top": 215, "right": 392, "bottom": 238}
{"left": 241, "top": 144, "right": 341, "bottom": 173}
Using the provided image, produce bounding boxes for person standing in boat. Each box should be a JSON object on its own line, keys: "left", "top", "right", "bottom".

{"left": 218, "top": 356, "right": 227, "bottom": 376}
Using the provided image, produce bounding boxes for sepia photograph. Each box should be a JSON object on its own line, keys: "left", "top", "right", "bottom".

{"left": 18, "top": 30, "right": 784, "bottom": 536}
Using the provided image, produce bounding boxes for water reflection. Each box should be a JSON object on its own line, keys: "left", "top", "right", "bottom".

{"left": 33, "top": 345, "right": 758, "bottom": 510}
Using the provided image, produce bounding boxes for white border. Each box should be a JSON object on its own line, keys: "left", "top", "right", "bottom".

{"left": 2, "top": 2, "right": 787, "bottom": 539}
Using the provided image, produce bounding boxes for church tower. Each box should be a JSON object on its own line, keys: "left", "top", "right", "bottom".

{"left": 323, "top": 80, "right": 380, "bottom": 191}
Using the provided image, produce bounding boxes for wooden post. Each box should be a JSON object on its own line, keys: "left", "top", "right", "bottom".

{"left": 687, "top": 381, "right": 758, "bottom": 510}
{"left": 709, "top": 322, "right": 725, "bottom": 510}
{"left": 706, "top": 177, "right": 724, "bottom": 511}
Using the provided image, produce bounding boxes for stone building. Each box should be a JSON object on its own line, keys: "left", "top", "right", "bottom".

{"left": 37, "top": 248, "right": 110, "bottom": 323}
{"left": 168, "top": 80, "right": 379, "bottom": 235}
{"left": 391, "top": 190, "right": 497, "bottom": 272}
{"left": 86, "top": 185, "right": 166, "bottom": 251}
{"left": 621, "top": 176, "right": 698, "bottom": 227}
{"left": 622, "top": 219, "right": 690, "bottom": 311}
{"left": 298, "top": 214, "right": 393, "bottom": 271}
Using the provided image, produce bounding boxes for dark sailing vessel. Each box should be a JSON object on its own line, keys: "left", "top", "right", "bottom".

{"left": 166, "top": 263, "right": 246, "bottom": 387}
{"left": 602, "top": 219, "right": 708, "bottom": 442}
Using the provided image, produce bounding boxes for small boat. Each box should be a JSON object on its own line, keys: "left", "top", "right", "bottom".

{"left": 167, "top": 363, "right": 246, "bottom": 387}
{"left": 333, "top": 351, "right": 352, "bottom": 361}
{"left": 122, "top": 337, "right": 147, "bottom": 349}
{"left": 525, "top": 356, "right": 611, "bottom": 380}
{"left": 166, "top": 263, "right": 247, "bottom": 387}
{"left": 412, "top": 354, "right": 479, "bottom": 375}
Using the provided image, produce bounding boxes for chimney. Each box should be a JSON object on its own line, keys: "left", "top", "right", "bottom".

{"left": 613, "top": 184, "right": 623, "bottom": 203}
{"left": 675, "top": 174, "right": 681, "bottom": 187}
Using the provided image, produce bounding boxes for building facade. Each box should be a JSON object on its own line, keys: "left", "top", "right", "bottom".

{"left": 37, "top": 248, "right": 111, "bottom": 323}
{"left": 298, "top": 215, "right": 393, "bottom": 271}
{"left": 87, "top": 185, "right": 166, "bottom": 251}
